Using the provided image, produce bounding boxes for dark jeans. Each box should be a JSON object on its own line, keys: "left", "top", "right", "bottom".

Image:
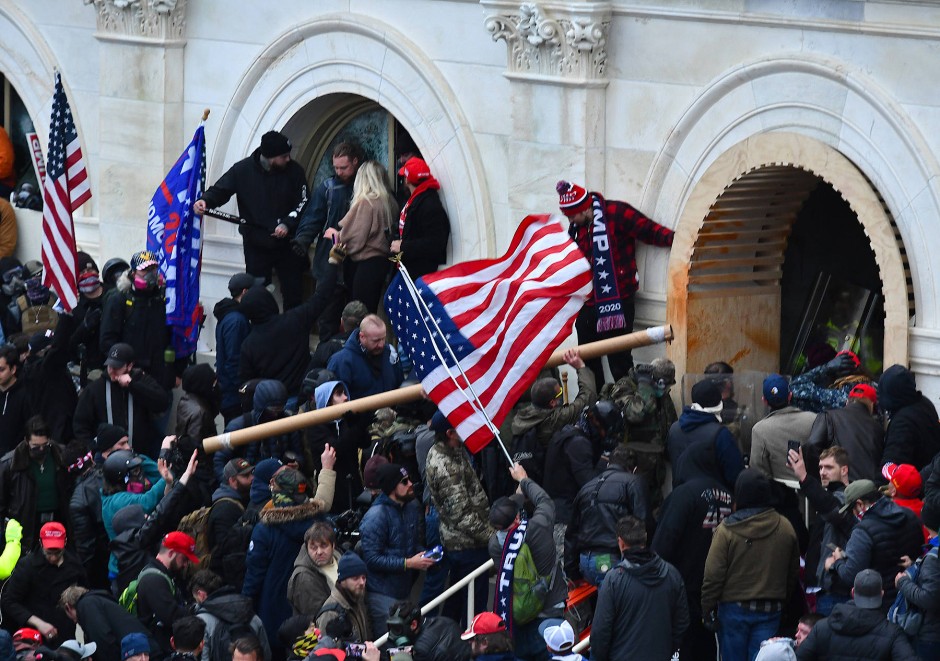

{"left": 717, "top": 602, "right": 781, "bottom": 661}
{"left": 441, "top": 547, "right": 490, "bottom": 626}
{"left": 344, "top": 256, "right": 391, "bottom": 314}
{"left": 575, "top": 296, "right": 636, "bottom": 384}
{"left": 243, "top": 243, "right": 305, "bottom": 310}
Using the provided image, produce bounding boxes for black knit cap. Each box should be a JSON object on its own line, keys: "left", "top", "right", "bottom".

{"left": 260, "top": 131, "right": 291, "bottom": 157}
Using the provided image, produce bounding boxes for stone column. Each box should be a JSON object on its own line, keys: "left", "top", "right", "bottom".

{"left": 483, "top": 1, "right": 611, "bottom": 229}
{"left": 85, "top": 0, "right": 187, "bottom": 260}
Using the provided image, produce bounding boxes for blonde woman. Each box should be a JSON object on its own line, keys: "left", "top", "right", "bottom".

{"left": 323, "top": 160, "right": 398, "bottom": 312}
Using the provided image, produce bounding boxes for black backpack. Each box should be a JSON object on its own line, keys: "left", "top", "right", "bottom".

{"left": 208, "top": 618, "right": 256, "bottom": 661}
{"left": 211, "top": 507, "right": 260, "bottom": 591}
{"left": 510, "top": 427, "right": 544, "bottom": 484}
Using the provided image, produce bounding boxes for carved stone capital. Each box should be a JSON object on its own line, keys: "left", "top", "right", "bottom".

{"left": 85, "top": 0, "right": 187, "bottom": 43}
{"left": 483, "top": 2, "right": 611, "bottom": 82}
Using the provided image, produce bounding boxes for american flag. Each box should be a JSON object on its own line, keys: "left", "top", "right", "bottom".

{"left": 41, "top": 72, "right": 90, "bottom": 312}
{"left": 386, "top": 214, "right": 592, "bottom": 452}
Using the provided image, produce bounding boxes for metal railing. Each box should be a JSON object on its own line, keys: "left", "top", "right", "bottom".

{"left": 373, "top": 558, "right": 495, "bottom": 647}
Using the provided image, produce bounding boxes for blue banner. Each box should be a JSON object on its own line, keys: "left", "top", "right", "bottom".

{"left": 147, "top": 125, "right": 206, "bottom": 357}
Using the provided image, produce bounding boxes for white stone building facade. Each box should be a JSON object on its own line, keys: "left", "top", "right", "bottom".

{"left": 3, "top": 0, "right": 940, "bottom": 397}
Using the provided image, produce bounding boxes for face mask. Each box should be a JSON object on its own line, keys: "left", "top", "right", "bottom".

{"left": 133, "top": 270, "right": 160, "bottom": 290}
{"left": 126, "top": 477, "right": 152, "bottom": 494}
{"left": 29, "top": 445, "right": 48, "bottom": 461}
{"left": 259, "top": 408, "right": 286, "bottom": 424}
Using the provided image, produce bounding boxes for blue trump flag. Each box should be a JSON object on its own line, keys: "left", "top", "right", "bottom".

{"left": 147, "top": 124, "right": 206, "bottom": 357}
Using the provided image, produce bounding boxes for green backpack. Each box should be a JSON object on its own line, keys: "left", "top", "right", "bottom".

{"left": 119, "top": 567, "right": 175, "bottom": 616}
{"left": 512, "top": 542, "right": 556, "bottom": 625}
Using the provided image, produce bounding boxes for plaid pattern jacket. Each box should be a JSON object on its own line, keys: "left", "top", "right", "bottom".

{"left": 568, "top": 193, "right": 674, "bottom": 303}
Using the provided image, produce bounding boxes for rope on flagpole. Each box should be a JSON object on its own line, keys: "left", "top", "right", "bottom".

{"left": 396, "top": 260, "right": 515, "bottom": 466}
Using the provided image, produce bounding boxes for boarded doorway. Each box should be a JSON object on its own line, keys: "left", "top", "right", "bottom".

{"left": 667, "top": 133, "right": 911, "bottom": 379}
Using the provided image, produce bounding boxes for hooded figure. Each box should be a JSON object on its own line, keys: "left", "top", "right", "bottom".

{"left": 305, "top": 380, "right": 367, "bottom": 513}
{"left": 879, "top": 364, "right": 940, "bottom": 469}
{"left": 701, "top": 470, "right": 800, "bottom": 661}
{"left": 237, "top": 265, "right": 339, "bottom": 401}
{"left": 653, "top": 437, "right": 733, "bottom": 659}
{"left": 216, "top": 380, "right": 301, "bottom": 477}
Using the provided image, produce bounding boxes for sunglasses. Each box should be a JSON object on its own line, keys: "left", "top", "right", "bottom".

{"left": 399, "top": 476, "right": 413, "bottom": 486}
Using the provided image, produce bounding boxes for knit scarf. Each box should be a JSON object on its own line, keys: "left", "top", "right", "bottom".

{"left": 398, "top": 177, "right": 441, "bottom": 236}
{"left": 588, "top": 194, "right": 625, "bottom": 332}
{"left": 494, "top": 517, "right": 527, "bottom": 634}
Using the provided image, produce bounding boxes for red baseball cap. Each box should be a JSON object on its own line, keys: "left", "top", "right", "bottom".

{"left": 163, "top": 531, "right": 200, "bottom": 563}
{"left": 39, "top": 522, "right": 66, "bottom": 549}
{"left": 398, "top": 157, "right": 431, "bottom": 185}
{"left": 461, "top": 612, "right": 507, "bottom": 640}
{"left": 881, "top": 463, "right": 922, "bottom": 498}
{"left": 13, "top": 628, "right": 42, "bottom": 647}
{"left": 848, "top": 383, "right": 877, "bottom": 406}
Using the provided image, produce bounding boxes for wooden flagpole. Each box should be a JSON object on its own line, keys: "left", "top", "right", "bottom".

{"left": 202, "top": 324, "right": 673, "bottom": 453}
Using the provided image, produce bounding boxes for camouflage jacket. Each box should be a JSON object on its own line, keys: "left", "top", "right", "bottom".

{"left": 602, "top": 376, "right": 677, "bottom": 452}
{"left": 425, "top": 442, "right": 493, "bottom": 550}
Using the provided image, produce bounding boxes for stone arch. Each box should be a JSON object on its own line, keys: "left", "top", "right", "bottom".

{"left": 207, "top": 13, "right": 494, "bottom": 262}
{"left": 641, "top": 53, "right": 940, "bottom": 333}
{"left": 0, "top": 1, "right": 58, "bottom": 134}
{"left": 666, "top": 132, "right": 908, "bottom": 376}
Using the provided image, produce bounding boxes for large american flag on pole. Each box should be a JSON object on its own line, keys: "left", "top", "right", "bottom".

{"left": 41, "top": 72, "right": 90, "bottom": 312}
{"left": 386, "top": 214, "right": 592, "bottom": 452}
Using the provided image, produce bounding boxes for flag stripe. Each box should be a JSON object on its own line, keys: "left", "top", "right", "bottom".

{"left": 387, "top": 214, "right": 591, "bottom": 453}
{"left": 41, "top": 73, "right": 89, "bottom": 313}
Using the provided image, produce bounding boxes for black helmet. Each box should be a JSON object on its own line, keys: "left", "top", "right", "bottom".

{"left": 102, "top": 449, "right": 143, "bottom": 485}
{"left": 101, "top": 258, "right": 130, "bottom": 287}
{"left": 589, "top": 400, "right": 625, "bottom": 438}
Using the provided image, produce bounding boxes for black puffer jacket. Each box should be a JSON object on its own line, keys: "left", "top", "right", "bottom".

{"left": 20, "top": 313, "right": 77, "bottom": 443}
{"left": 879, "top": 364, "right": 940, "bottom": 469}
{"left": 796, "top": 602, "right": 916, "bottom": 659}
{"left": 832, "top": 497, "right": 924, "bottom": 609}
{"left": 590, "top": 549, "right": 688, "bottom": 661}
{"left": 564, "top": 465, "right": 648, "bottom": 579}
{"left": 200, "top": 149, "right": 308, "bottom": 252}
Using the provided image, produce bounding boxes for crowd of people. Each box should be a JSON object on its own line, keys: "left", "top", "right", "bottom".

{"left": 0, "top": 129, "right": 937, "bottom": 661}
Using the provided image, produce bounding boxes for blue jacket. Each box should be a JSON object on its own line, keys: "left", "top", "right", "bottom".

{"left": 327, "top": 330, "right": 404, "bottom": 400}
{"left": 101, "top": 456, "right": 164, "bottom": 575}
{"left": 213, "top": 298, "right": 250, "bottom": 412}
{"left": 669, "top": 408, "right": 743, "bottom": 492}
{"left": 242, "top": 499, "right": 328, "bottom": 647}
{"left": 359, "top": 493, "right": 424, "bottom": 599}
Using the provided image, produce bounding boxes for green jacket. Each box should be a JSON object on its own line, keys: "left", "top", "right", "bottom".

{"left": 510, "top": 367, "right": 597, "bottom": 447}
{"left": 701, "top": 508, "right": 799, "bottom": 612}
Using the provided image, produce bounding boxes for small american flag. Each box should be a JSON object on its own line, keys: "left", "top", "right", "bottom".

{"left": 41, "top": 72, "right": 91, "bottom": 312}
{"left": 386, "top": 214, "right": 591, "bottom": 452}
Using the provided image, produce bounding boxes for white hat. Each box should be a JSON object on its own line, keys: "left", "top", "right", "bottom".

{"left": 59, "top": 640, "right": 97, "bottom": 659}
{"left": 543, "top": 620, "right": 575, "bottom": 652}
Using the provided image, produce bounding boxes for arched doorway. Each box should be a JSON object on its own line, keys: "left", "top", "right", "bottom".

{"left": 667, "top": 132, "right": 910, "bottom": 378}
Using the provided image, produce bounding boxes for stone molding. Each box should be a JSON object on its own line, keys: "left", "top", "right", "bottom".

{"left": 482, "top": 1, "right": 611, "bottom": 81}
{"left": 85, "top": 0, "right": 186, "bottom": 43}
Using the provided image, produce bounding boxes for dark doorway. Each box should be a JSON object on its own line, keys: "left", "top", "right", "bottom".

{"left": 780, "top": 182, "right": 884, "bottom": 375}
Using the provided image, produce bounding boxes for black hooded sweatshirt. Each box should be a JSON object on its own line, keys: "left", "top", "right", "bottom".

{"left": 590, "top": 549, "right": 689, "bottom": 661}
{"left": 879, "top": 364, "right": 940, "bottom": 469}
{"left": 238, "top": 266, "right": 337, "bottom": 398}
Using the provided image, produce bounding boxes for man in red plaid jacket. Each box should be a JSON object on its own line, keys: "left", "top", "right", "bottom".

{"left": 557, "top": 180, "right": 674, "bottom": 384}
